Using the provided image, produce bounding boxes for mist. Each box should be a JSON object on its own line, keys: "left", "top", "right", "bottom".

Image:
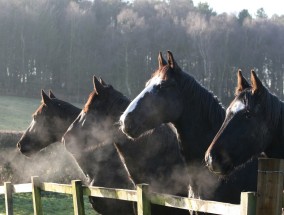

{"left": 0, "top": 139, "right": 87, "bottom": 185}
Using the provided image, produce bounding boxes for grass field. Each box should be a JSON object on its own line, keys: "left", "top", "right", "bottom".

{"left": 0, "top": 192, "right": 97, "bottom": 214}
{"left": 0, "top": 95, "right": 40, "bottom": 131}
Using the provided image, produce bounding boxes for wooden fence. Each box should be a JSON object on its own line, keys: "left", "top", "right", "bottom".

{"left": 0, "top": 158, "right": 283, "bottom": 215}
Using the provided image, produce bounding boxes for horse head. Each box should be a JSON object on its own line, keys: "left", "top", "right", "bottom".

{"left": 62, "top": 76, "right": 129, "bottom": 161}
{"left": 205, "top": 70, "right": 278, "bottom": 175}
{"left": 120, "top": 51, "right": 183, "bottom": 138}
{"left": 17, "top": 90, "right": 80, "bottom": 157}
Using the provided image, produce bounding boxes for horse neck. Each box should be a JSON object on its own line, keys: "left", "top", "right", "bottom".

{"left": 173, "top": 73, "right": 225, "bottom": 164}
{"left": 88, "top": 95, "right": 137, "bottom": 187}
{"left": 76, "top": 142, "right": 135, "bottom": 189}
{"left": 116, "top": 124, "right": 189, "bottom": 195}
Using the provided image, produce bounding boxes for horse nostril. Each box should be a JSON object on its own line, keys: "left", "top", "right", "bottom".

{"left": 62, "top": 134, "right": 71, "bottom": 148}
{"left": 61, "top": 137, "right": 66, "bottom": 145}
{"left": 17, "top": 142, "right": 21, "bottom": 149}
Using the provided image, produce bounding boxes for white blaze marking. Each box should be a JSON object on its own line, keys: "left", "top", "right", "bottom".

{"left": 28, "top": 119, "right": 36, "bottom": 132}
{"left": 79, "top": 111, "right": 86, "bottom": 126}
{"left": 120, "top": 76, "right": 163, "bottom": 123}
{"left": 227, "top": 100, "right": 245, "bottom": 115}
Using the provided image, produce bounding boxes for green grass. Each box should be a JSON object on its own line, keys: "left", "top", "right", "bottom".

{"left": 0, "top": 96, "right": 40, "bottom": 131}
{"left": 0, "top": 192, "right": 97, "bottom": 214}
{"left": 0, "top": 95, "right": 82, "bottom": 131}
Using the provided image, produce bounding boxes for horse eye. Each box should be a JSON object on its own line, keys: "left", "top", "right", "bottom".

{"left": 159, "top": 81, "right": 166, "bottom": 88}
{"left": 244, "top": 111, "right": 251, "bottom": 119}
{"left": 160, "top": 80, "right": 174, "bottom": 88}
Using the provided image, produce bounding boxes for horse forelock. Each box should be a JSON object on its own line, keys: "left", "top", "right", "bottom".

{"left": 148, "top": 65, "right": 170, "bottom": 83}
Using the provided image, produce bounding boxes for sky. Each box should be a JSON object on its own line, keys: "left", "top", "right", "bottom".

{"left": 192, "top": 0, "right": 284, "bottom": 17}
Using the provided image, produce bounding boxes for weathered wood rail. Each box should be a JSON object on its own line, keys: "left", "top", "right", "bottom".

{"left": 0, "top": 158, "right": 283, "bottom": 215}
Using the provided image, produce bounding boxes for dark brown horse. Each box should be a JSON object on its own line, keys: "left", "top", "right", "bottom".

{"left": 205, "top": 70, "right": 284, "bottom": 175}
{"left": 16, "top": 90, "right": 135, "bottom": 215}
{"left": 62, "top": 77, "right": 190, "bottom": 215}
{"left": 119, "top": 51, "right": 258, "bottom": 204}
{"left": 17, "top": 90, "right": 81, "bottom": 156}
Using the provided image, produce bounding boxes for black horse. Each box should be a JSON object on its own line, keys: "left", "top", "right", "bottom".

{"left": 16, "top": 90, "right": 135, "bottom": 215}
{"left": 62, "top": 76, "right": 190, "bottom": 215}
{"left": 119, "top": 51, "right": 258, "bottom": 204}
{"left": 205, "top": 70, "right": 284, "bottom": 175}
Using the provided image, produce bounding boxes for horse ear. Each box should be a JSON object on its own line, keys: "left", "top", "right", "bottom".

{"left": 235, "top": 69, "right": 250, "bottom": 95}
{"left": 41, "top": 90, "right": 51, "bottom": 105}
{"left": 158, "top": 52, "right": 167, "bottom": 69}
{"left": 99, "top": 77, "right": 107, "bottom": 86}
{"left": 167, "top": 50, "right": 180, "bottom": 70}
{"left": 251, "top": 70, "right": 263, "bottom": 94}
{"left": 93, "top": 75, "right": 104, "bottom": 94}
{"left": 49, "top": 90, "right": 56, "bottom": 99}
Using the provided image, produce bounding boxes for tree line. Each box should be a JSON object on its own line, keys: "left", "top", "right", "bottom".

{"left": 0, "top": 0, "right": 283, "bottom": 105}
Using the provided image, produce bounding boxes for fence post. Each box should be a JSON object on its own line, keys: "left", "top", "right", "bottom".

{"left": 4, "top": 182, "right": 13, "bottom": 215}
{"left": 137, "top": 184, "right": 151, "bottom": 215}
{"left": 71, "top": 180, "right": 85, "bottom": 215}
{"left": 256, "top": 158, "right": 284, "bottom": 215}
{"left": 240, "top": 192, "right": 256, "bottom": 215}
{"left": 31, "top": 176, "right": 43, "bottom": 215}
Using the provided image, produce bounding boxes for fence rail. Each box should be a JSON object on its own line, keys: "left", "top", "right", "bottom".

{"left": 1, "top": 158, "right": 283, "bottom": 215}
{"left": 0, "top": 177, "right": 252, "bottom": 215}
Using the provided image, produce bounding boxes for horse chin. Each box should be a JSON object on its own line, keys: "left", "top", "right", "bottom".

{"left": 121, "top": 126, "right": 141, "bottom": 139}
{"left": 208, "top": 161, "right": 234, "bottom": 176}
{"left": 17, "top": 142, "right": 44, "bottom": 158}
{"left": 18, "top": 148, "right": 38, "bottom": 158}
{"left": 121, "top": 124, "right": 149, "bottom": 139}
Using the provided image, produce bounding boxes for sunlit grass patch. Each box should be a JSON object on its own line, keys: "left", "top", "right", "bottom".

{"left": 0, "top": 192, "right": 97, "bottom": 214}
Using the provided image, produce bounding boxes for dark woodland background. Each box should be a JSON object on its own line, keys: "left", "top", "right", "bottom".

{"left": 0, "top": 0, "right": 284, "bottom": 105}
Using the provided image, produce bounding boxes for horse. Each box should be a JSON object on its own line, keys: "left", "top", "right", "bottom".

{"left": 205, "top": 70, "right": 284, "bottom": 175}
{"left": 62, "top": 76, "right": 190, "bottom": 215}
{"left": 17, "top": 90, "right": 81, "bottom": 157}
{"left": 119, "top": 51, "right": 258, "bottom": 204}
{"left": 16, "top": 90, "right": 135, "bottom": 215}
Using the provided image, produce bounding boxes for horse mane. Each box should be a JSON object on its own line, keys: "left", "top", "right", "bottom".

{"left": 179, "top": 71, "right": 225, "bottom": 129}
{"left": 257, "top": 87, "right": 283, "bottom": 128}
{"left": 33, "top": 103, "right": 45, "bottom": 116}
{"left": 84, "top": 91, "right": 97, "bottom": 112}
